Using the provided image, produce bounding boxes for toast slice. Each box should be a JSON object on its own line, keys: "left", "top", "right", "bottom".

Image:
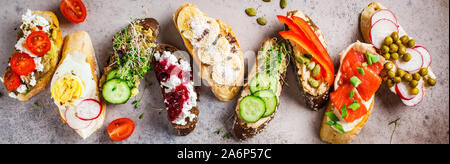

{"left": 51, "top": 31, "right": 106, "bottom": 139}
{"left": 154, "top": 44, "right": 200, "bottom": 136}
{"left": 286, "top": 10, "right": 331, "bottom": 111}
{"left": 99, "top": 18, "right": 159, "bottom": 103}
{"left": 2, "top": 10, "right": 63, "bottom": 101}
{"left": 173, "top": 3, "right": 244, "bottom": 102}
{"left": 233, "top": 38, "right": 289, "bottom": 140}
{"left": 319, "top": 41, "right": 384, "bottom": 144}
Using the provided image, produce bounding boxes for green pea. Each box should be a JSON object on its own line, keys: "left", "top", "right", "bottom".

{"left": 381, "top": 45, "right": 390, "bottom": 53}
{"left": 409, "top": 80, "right": 419, "bottom": 88}
{"left": 384, "top": 36, "right": 393, "bottom": 45}
{"left": 413, "top": 73, "right": 421, "bottom": 81}
{"left": 390, "top": 44, "right": 399, "bottom": 53}
{"left": 427, "top": 78, "right": 436, "bottom": 86}
{"left": 395, "top": 40, "right": 402, "bottom": 46}
{"left": 383, "top": 53, "right": 391, "bottom": 60}
{"left": 388, "top": 70, "right": 396, "bottom": 78}
{"left": 387, "top": 79, "right": 395, "bottom": 87}
{"left": 391, "top": 32, "right": 399, "bottom": 41}
{"left": 393, "top": 77, "right": 402, "bottom": 83}
{"left": 400, "top": 35, "right": 410, "bottom": 44}
{"left": 245, "top": 8, "right": 257, "bottom": 16}
{"left": 384, "top": 62, "right": 394, "bottom": 70}
{"left": 407, "top": 39, "right": 416, "bottom": 48}
{"left": 397, "top": 69, "right": 406, "bottom": 78}
{"left": 410, "top": 88, "right": 419, "bottom": 95}
{"left": 398, "top": 45, "right": 407, "bottom": 55}
{"left": 402, "top": 53, "right": 412, "bottom": 62}
{"left": 391, "top": 52, "right": 399, "bottom": 60}
{"left": 403, "top": 73, "right": 412, "bottom": 82}
{"left": 419, "top": 68, "right": 428, "bottom": 76}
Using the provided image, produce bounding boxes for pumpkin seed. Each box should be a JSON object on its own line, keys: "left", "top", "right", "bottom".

{"left": 280, "top": 0, "right": 287, "bottom": 9}
{"left": 308, "top": 78, "right": 319, "bottom": 88}
{"left": 263, "top": 0, "right": 271, "bottom": 2}
{"left": 245, "top": 8, "right": 257, "bottom": 16}
{"left": 257, "top": 17, "right": 267, "bottom": 25}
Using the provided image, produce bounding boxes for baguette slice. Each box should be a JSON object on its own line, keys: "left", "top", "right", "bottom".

{"left": 4, "top": 11, "right": 63, "bottom": 101}
{"left": 173, "top": 3, "right": 244, "bottom": 102}
{"left": 233, "top": 38, "right": 288, "bottom": 140}
{"left": 54, "top": 31, "right": 106, "bottom": 139}
{"left": 286, "top": 10, "right": 331, "bottom": 111}
{"left": 154, "top": 44, "right": 200, "bottom": 136}
{"left": 320, "top": 41, "right": 383, "bottom": 144}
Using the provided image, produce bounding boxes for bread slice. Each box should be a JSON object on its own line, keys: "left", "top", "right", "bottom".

{"left": 54, "top": 31, "right": 106, "bottom": 139}
{"left": 98, "top": 18, "right": 159, "bottom": 102}
{"left": 173, "top": 3, "right": 244, "bottom": 102}
{"left": 3, "top": 11, "right": 63, "bottom": 101}
{"left": 154, "top": 44, "right": 200, "bottom": 136}
{"left": 319, "top": 41, "right": 384, "bottom": 144}
{"left": 286, "top": 10, "right": 331, "bottom": 111}
{"left": 233, "top": 38, "right": 288, "bottom": 140}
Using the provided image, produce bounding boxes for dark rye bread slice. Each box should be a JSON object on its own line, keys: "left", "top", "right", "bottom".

{"left": 99, "top": 18, "right": 159, "bottom": 101}
{"left": 233, "top": 38, "right": 288, "bottom": 140}
{"left": 286, "top": 10, "right": 331, "bottom": 111}
{"left": 155, "top": 44, "right": 200, "bottom": 136}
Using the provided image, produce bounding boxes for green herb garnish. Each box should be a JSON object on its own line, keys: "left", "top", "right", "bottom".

{"left": 341, "top": 106, "right": 348, "bottom": 118}
{"left": 350, "top": 76, "right": 361, "bottom": 87}
{"left": 349, "top": 90, "right": 354, "bottom": 98}
{"left": 389, "top": 118, "right": 400, "bottom": 144}
{"left": 348, "top": 101, "right": 360, "bottom": 111}
{"left": 326, "top": 112, "right": 345, "bottom": 134}
{"left": 357, "top": 67, "right": 365, "bottom": 75}
{"left": 139, "top": 112, "right": 144, "bottom": 119}
{"left": 215, "top": 127, "right": 223, "bottom": 134}
{"left": 362, "top": 62, "right": 368, "bottom": 67}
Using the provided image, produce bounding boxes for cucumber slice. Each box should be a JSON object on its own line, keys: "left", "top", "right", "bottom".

{"left": 106, "top": 69, "right": 119, "bottom": 81}
{"left": 239, "top": 95, "right": 266, "bottom": 123}
{"left": 102, "top": 79, "right": 131, "bottom": 104}
{"left": 254, "top": 90, "right": 278, "bottom": 117}
{"left": 249, "top": 74, "right": 278, "bottom": 94}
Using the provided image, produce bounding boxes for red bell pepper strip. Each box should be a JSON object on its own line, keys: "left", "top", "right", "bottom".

{"left": 277, "top": 15, "right": 307, "bottom": 40}
{"left": 279, "top": 31, "right": 334, "bottom": 85}
{"left": 291, "top": 16, "right": 334, "bottom": 68}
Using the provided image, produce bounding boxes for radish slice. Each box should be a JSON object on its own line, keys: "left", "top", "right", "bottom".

{"left": 371, "top": 9, "right": 398, "bottom": 26}
{"left": 395, "top": 82, "right": 417, "bottom": 100}
{"left": 394, "top": 48, "right": 423, "bottom": 73}
{"left": 75, "top": 99, "right": 102, "bottom": 121}
{"left": 65, "top": 108, "right": 92, "bottom": 130}
{"left": 414, "top": 46, "right": 431, "bottom": 68}
{"left": 370, "top": 19, "right": 399, "bottom": 49}
{"left": 401, "top": 80, "right": 425, "bottom": 106}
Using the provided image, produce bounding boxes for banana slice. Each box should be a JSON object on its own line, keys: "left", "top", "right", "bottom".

{"left": 195, "top": 37, "right": 231, "bottom": 65}
{"left": 211, "top": 53, "right": 242, "bottom": 85}
{"left": 177, "top": 6, "right": 220, "bottom": 47}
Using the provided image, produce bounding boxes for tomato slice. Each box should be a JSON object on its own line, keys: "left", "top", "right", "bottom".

{"left": 3, "top": 70, "right": 21, "bottom": 91}
{"left": 60, "top": 0, "right": 87, "bottom": 23}
{"left": 107, "top": 118, "right": 135, "bottom": 142}
{"left": 26, "top": 31, "right": 51, "bottom": 57}
{"left": 10, "top": 52, "right": 36, "bottom": 76}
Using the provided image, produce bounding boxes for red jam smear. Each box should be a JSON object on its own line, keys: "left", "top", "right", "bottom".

{"left": 165, "top": 84, "right": 189, "bottom": 121}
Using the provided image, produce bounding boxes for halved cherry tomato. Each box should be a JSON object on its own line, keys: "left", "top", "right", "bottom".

{"left": 26, "top": 31, "right": 51, "bottom": 57}
{"left": 107, "top": 118, "right": 135, "bottom": 142}
{"left": 3, "top": 70, "right": 21, "bottom": 91}
{"left": 60, "top": 0, "right": 87, "bottom": 23}
{"left": 10, "top": 52, "right": 36, "bottom": 76}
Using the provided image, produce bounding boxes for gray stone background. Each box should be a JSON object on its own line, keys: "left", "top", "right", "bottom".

{"left": 0, "top": 0, "right": 448, "bottom": 144}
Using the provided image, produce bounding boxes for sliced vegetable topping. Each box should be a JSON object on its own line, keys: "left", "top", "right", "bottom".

{"left": 60, "top": 0, "right": 87, "bottom": 23}
{"left": 102, "top": 79, "right": 131, "bottom": 104}
{"left": 325, "top": 112, "right": 345, "bottom": 133}
{"left": 107, "top": 118, "right": 135, "bottom": 142}
{"left": 3, "top": 70, "right": 21, "bottom": 91}
{"left": 239, "top": 95, "right": 266, "bottom": 123}
{"left": 10, "top": 52, "right": 36, "bottom": 76}
{"left": 253, "top": 90, "right": 278, "bottom": 117}
{"left": 26, "top": 31, "right": 51, "bottom": 56}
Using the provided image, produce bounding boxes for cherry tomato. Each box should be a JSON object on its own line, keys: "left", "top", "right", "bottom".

{"left": 60, "top": 0, "right": 87, "bottom": 23}
{"left": 107, "top": 118, "right": 135, "bottom": 142}
{"left": 3, "top": 70, "right": 21, "bottom": 91}
{"left": 26, "top": 31, "right": 51, "bottom": 57}
{"left": 10, "top": 52, "right": 36, "bottom": 76}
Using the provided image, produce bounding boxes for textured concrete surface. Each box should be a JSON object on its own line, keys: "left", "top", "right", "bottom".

{"left": 0, "top": 0, "right": 448, "bottom": 144}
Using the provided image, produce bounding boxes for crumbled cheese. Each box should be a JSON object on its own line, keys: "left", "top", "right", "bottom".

{"left": 34, "top": 57, "right": 44, "bottom": 72}
{"left": 21, "top": 9, "right": 50, "bottom": 36}
{"left": 16, "top": 84, "right": 27, "bottom": 93}
{"left": 14, "top": 38, "right": 36, "bottom": 57}
{"left": 9, "top": 92, "right": 17, "bottom": 99}
{"left": 29, "top": 72, "right": 36, "bottom": 86}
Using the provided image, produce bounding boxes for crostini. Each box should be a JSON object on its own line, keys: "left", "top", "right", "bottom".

{"left": 173, "top": 3, "right": 245, "bottom": 102}
{"left": 50, "top": 31, "right": 106, "bottom": 139}
{"left": 154, "top": 44, "right": 199, "bottom": 136}
{"left": 360, "top": 2, "right": 436, "bottom": 106}
{"left": 1, "top": 10, "right": 63, "bottom": 101}
{"left": 99, "top": 18, "right": 159, "bottom": 104}
{"left": 320, "top": 41, "right": 385, "bottom": 144}
{"left": 278, "top": 10, "right": 335, "bottom": 111}
{"left": 233, "top": 38, "right": 289, "bottom": 140}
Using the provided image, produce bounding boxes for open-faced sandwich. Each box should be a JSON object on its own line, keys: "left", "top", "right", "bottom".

{"left": 361, "top": 2, "right": 436, "bottom": 106}
{"left": 50, "top": 31, "right": 106, "bottom": 139}
{"left": 278, "top": 10, "right": 335, "bottom": 111}
{"left": 233, "top": 38, "right": 289, "bottom": 140}
{"left": 99, "top": 18, "right": 159, "bottom": 104}
{"left": 320, "top": 41, "right": 385, "bottom": 144}
{"left": 173, "top": 3, "right": 244, "bottom": 102}
{"left": 154, "top": 44, "right": 199, "bottom": 136}
{"left": 1, "top": 10, "right": 62, "bottom": 101}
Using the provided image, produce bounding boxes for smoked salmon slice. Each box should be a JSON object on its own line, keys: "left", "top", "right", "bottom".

{"left": 329, "top": 83, "right": 368, "bottom": 123}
